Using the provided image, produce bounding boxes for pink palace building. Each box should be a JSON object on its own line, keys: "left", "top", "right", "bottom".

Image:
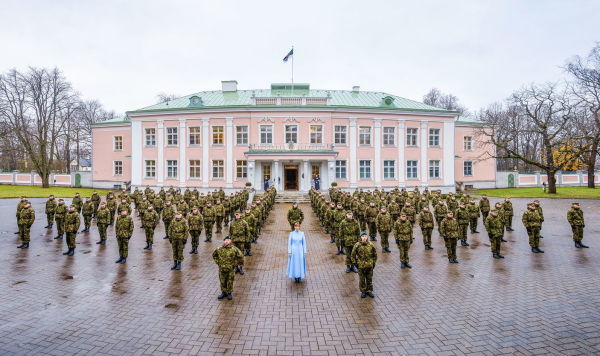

{"left": 92, "top": 81, "right": 496, "bottom": 193}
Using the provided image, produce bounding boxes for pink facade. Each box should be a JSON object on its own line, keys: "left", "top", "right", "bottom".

{"left": 91, "top": 84, "right": 496, "bottom": 192}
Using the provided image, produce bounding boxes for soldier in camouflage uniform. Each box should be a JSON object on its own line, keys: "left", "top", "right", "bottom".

{"left": 339, "top": 212, "right": 361, "bottom": 273}
{"left": 142, "top": 205, "right": 159, "bottom": 250}
{"left": 153, "top": 195, "right": 164, "bottom": 217}
{"left": 63, "top": 206, "right": 80, "bottom": 256}
{"left": 418, "top": 206, "right": 434, "bottom": 250}
{"left": 287, "top": 203, "right": 304, "bottom": 231}
{"left": 117, "top": 199, "right": 131, "bottom": 216}
{"left": 365, "top": 202, "right": 379, "bottom": 241}
{"left": 467, "top": 200, "right": 480, "bottom": 234}
{"left": 243, "top": 208, "right": 256, "bottom": 253}
{"left": 188, "top": 207, "right": 204, "bottom": 254}
{"left": 388, "top": 198, "right": 401, "bottom": 222}
{"left": 230, "top": 211, "right": 250, "bottom": 262}
{"left": 162, "top": 200, "right": 176, "bottom": 240}
{"left": 567, "top": 202, "right": 588, "bottom": 248}
{"left": 456, "top": 204, "right": 470, "bottom": 247}
{"left": 325, "top": 202, "right": 336, "bottom": 242}
{"left": 494, "top": 202, "right": 507, "bottom": 242}
{"left": 106, "top": 192, "right": 117, "bottom": 226}
{"left": 533, "top": 200, "right": 544, "bottom": 238}
{"left": 212, "top": 236, "right": 244, "bottom": 300}
{"left": 138, "top": 196, "right": 149, "bottom": 226}
{"left": 394, "top": 214, "right": 413, "bottom": 269}
{"left": 502, "top": 198, "right": 514, "bottom": 231}
{"left": 403, "top": 202, "right": 417, "bottom": 226}
{"left": 440, "top": 212, "right": 460, "bottom": 263}
{"left": 334, "top": 204, "right": 346, "bottom": 255}
{"left": 15, "top": 197, "right": 28, "bottom": 234}
{"left": 96, "top": 202, "right": 110, "bottom": 245}
{"left": 82, "top": 198, "right": 94, "bottom": 232}
{"left": 484, "top": 209, "right": 505, "bottom": 258}
{"left": 91, "top": 191, "right": 101, "bottom": 217}
{"left": 54, "top": 199, "right": 67, "bottom": 239}
{"left": 203, "top": 201, "right": 216, "bottom": 242}
{"left": 115, "top": 210, "right": 133, "bottom": 263}
{"left": 351, "top": 233, "right": 377, "bottom": 298}
{"left": 72, "top": 193, "right": 83, "bottom": 213}
{"left": 447, "top": 196, "right": 459, "bottom": 215}
{"left": 376, "top": 207, "right": 393, "bottom": 253}
{"left": 522, "top": 203, "right": 543, "bottom": 253}
{"left": 479, "top": 195, "right": 490, "bottom": 221}
{"left": 168, "top": 213, "right": 188, "bottom": 270}
{"left": 16, "top": 202, "right": 35, "bottom": 249}
{"left": 214, "top": 200, "right": 225, "bottom": 233}
{"left": 45, "top": 195, "right": 57, "bottom": 229}
{"left": 434, "top": 201, "right": 448, "bottom": 231}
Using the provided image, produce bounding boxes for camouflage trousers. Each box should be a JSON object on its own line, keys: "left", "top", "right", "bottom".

{"left": 396, "top": 240, "right": 411, "bottom": 263}
{"left": 109, "top": 211, "right": 115, "bottom": 225}
{"left": 98, "top": 223, "right": 108, "bottom": 241}
{"left": 481, "top": 211, "right": 489, "bottom": 221}
{"left": 459, "top": 224, "right": 468, "bottom": 241}
{"left": 359, "top": 218, "right": 367, "bottom": 232}
{"left": 421, "top": 228, "right": 433, "bottom": 246}
{"left": 144, "top": 227, "right": 154, "bottom": 244}
{"left": 469, "top": 218, "right": 478, "bottom": 232}
{"left": 444, "top": 238, "right": 457, "bottom": 260}
{"left": 55, "top": 218, "right": 65, "bottom": 235}
{"left": 163, "top": 220, "right": 172, "bottom": 237}
{"left": 83, "top": 214, "right": 92, "bottom": 228}
{"left": 344, "top": 244, "right": 355, "bottom": 266}
{"left": 190, "top": 229, "right": 201, "bottom": 247}
{"left": 367, "top": 221, "right": 377, "bottom": 238}
{"left": 234, "top": 241, "right": 245, "bottom": 255}
{"left": 66, "top": 232, "right": 77, "bottom": 249}
{"left": 46, "top": 212, "right": 55, "bottom": 226}
{"left": 505, "top": 215, "right": 513, "bottom": 229}
{"left": 358, "top": 267, "right": 374, "bottom": 293}
{"left": 204, "top": 221, "right": 214, "bottom": 240}
{"left": 490, "top": 235, "right": 502, "bottom": 254}
{"left": 171, "top": 238, "right": 185, "bottom": 262}
{"left": 18, "top": 224, "right": 31, "bottom": 244}
{"left": 215, "top": 216, "right": 223, "bottom": 231}
{"left": 436, "top": 217, "right": 444, "bottom": 230}
{"left": 117, "top": 236, "right": 130, "bottom": 258}
{"left": 379, "top": 230, "right": 391, "bottom": 249}
{"left": 219, "top": 268, "right": 235, "bottom": 294}
{"left": 527, "top": 227, "right": 541, "bottom": 248}
{"left": 571, "top": 225, "right": 584, "bottom": 242}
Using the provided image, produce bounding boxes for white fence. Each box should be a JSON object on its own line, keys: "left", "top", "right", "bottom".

{"left": 495, "top": 171, "right": 600, "bottom": 189}
{"left": 0, "top": 172, "right": 73, "bottom": 186}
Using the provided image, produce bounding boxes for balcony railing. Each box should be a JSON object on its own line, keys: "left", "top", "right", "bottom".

{"left": 247, "top": 143, "right": 337, "bottom": 154}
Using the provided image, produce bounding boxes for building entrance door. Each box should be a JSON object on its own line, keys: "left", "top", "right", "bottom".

{"left": 284, "top": 165, "right": 299, "bottom": 190}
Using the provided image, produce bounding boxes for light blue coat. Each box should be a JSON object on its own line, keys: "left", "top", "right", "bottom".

{"left": 286, "top": 230, "right": 307, "bottom": 278}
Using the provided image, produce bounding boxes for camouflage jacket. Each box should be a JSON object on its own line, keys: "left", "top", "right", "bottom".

{"left": 72, "top": 196, "right": 83, "bottom": 209}
{"left": 467, "top": 203, "right": 480, "bottom": 219}
{"left": 168, "top": 217, "right": 189, "bottom": 240}
{"left": 376, "top": 212, "right": 393, "bottom": 232}
{"left": 117, "top": 202, "right": 131, "bottom": 215}
{"left": 213, "top": 245, "right": 244, "bottom": 270}
{"left": 456, "top": 207, "right": 470, "bottom": 225}
{"left": 502, "top": 201, "right": 514, "bottom": 216}
{"left": 440, "top": 217, "right": 460, "bottom": 239}
{"left": 479, "top": 198, "right": 490, "bottom": 213}
{"left": 188, "top": 213, "right": 204, "bottom": 231}
{"left": 484, "top": 214, "right": 504, "bottom": 237}
{"left": 65, "top": 211, "right": 81, "bottom": 233}
{"left": 213, "top": 204, "right": 225, "bottom": 217}
{"left": 434, "top": 204, "right": 448, "bottom": 218}
{"left": 18, "top": 206, "right": 35, "bottom": 226}
{"left": 243, "top": 214, "right": 256, "bottom": 234}
{"left": 388, "top": 202, "right": 401, "bottom": 216}
{"left": 534, "top": 205, "right": 544, "bottom": 221}
{"left": 142, "top": 210, "right": 159, "bottom": 228}
{"left": 82, "top": 201, "right": 94, "bottom": 216}
{"left": 351, "top": 241, "right": 377, "bottom": 269}
{"left": 106, "top": 197, "right": 117, "bottom": 211}
{"left": 203, "top": 206, "right": 216, "bottom": 222}
{"left": 287, "top": 207, "right": 304, "bottom": 224}
{"left": 402, "top": 206, "right": 416, "bottom": 223}
{"left": 96, "top": 207, "right": 111, "bottom": 225}
{"left": 339, "top": 218, "right": 360, "bottom": 247}
{"left": 116, "top": 215, "right": 134, "bottom": 238}
{"left": 162, "top": 205, "right": 176, "bottom": 222}
{"left": 393, "top": 219, "right": 413, "bottom": 241}
{"left": 45, "top": 199, "right": 57, "bottom": 214}
{"left": 229, "top": 218, "right": 249, "bottom": 243}
{"left": 55, "top": 203, "right": 67, "bottom": 219}
{"left": 16, "top": 200, "right": 28, "bottom": 218}
{"left": 366, "top": 206, "right": 379, "bottom": 222}
{"left": 418, "top": 210, "right": 434, "bottom": 229}
{"left": 567, "top": 208, "right": 584, "bottom": 226}
{"left": 521, "top": 209, "right": 541, "bottom": 228}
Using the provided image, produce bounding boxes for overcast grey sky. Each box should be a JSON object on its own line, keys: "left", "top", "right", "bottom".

{"left": 1, "top": 0, "right": 598, "bottom": 114}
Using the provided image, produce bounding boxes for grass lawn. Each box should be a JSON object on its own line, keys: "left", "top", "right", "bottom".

{"left": 472, "top": 187, "right": 600, "bottom": 199}
{"left": 0, "top": 185, "right": 111, "bottom": 199}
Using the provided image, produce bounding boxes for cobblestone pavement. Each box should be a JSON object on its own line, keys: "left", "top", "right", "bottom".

{"left": 0, "top": 196, "right": 599, "bottom": 355}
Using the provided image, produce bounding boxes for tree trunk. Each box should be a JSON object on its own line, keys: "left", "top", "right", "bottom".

{"left": 41, "top": 171, "right": 50, "bottom": 188}
{"left": 546, "top": 170, "right": 557, "bottom": 194}
{"left": 587, "top": 144, "right": 598, "bottom": 188}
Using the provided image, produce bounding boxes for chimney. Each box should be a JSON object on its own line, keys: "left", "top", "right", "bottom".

{"left": 352, "top": 85, "right": 360, "bottom": 92}
{"left": 222, "top": 80, "right": 238, "bottom": 92}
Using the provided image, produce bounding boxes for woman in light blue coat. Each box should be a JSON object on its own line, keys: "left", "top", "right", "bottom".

{"left": 287, "top": 222, "right": 307, "bottom": 283}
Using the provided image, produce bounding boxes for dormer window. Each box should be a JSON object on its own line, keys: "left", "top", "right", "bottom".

{"left": 382, "top": 96, "right": 395, "bottom": 106}
{"left": 188, "top": 96, "right": 203, "bottom": 107}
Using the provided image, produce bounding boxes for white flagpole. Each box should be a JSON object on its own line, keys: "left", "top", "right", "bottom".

{"left": 291, "top": 46, "right": 294, "bottom": 93}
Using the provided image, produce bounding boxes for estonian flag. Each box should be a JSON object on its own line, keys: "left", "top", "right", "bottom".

{"left": 283, "top": 48, "right": 294, "bottom": 62}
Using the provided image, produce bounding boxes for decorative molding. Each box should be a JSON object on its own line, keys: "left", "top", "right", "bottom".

{"left": 308, "top": 117, "right": 325, "bottom": 123}
{"left": 258, "top": 117, "right": 275, "bottom": 123}
{"left": 284, "top": 117, "right": 300, "bottom": 123}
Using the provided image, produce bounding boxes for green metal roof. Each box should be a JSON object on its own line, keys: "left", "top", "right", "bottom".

{"left": 93, "top": 117, "right": 130, "bottom": 126}
{"left": 455, "top": 115, "right": 484, "bottom": 125}
{"left": 129, "top": 84, "right": 458, "bottom": 114}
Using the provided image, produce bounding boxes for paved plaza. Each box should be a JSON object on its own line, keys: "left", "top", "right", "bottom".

{"left": 1, "top": 197, "right": 600, "bottom": 355}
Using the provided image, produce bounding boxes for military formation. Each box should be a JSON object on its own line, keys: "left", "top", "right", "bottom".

{"left": 310, "top": 187, "right": 590, "bottom": 297}
{"left": 14, "top": 186, "right": 277, "bottom": 300}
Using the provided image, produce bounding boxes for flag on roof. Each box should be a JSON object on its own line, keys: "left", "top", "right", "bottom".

{"left": 283, "top": 48, "right": 294, "bottom": 62}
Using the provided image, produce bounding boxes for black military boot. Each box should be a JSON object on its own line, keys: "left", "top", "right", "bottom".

{"left": 100, "top": 240, "right": 106, "bottom": 245}
{"left": 175, "top": 261, "right": 182, "bottom": 270}
{"left": 367, "top": 292, "right": 375, "bottom": 298}
{"left": 226, "top": 293, "right": 233, "bottom": 300}
{"left": 247, "top": 250, "right": 253, "bottom": 256}
{"left": 580, "top": 242, "right": 589, "bottom": 248}
{"left": 189, "top": 247, "right": 195, "bottom": 254}
{"left": 144, "top": 244, "right": 150, "bottom": 250}
{"left": 54, "top": 234, "right": 63, "bottom": 239}
{"left": 493, "top": 254, "right": 500, "bottom": 259}
{"left": 536, "top": 247, "right": 544, "bottom": 253}
{"left": 498, "top": 254, "right": 505, "bottom": 258}
{"left": 17, "top": 244, "right": 25, "bottom": 248}
{"left": 501, "top": 238, "right": 508, "bottom": 242}
{"left": 252, "top": 238, "right": 257, "bottom": 243}
{"left": 218, "top": 292, "right": 227, "bottom": 300}
{"left": 44, "top": 224, "right": 51, "bottom": 228}
{"left": 336, "top": 248, "right": 342, "bottom": 255}
{"left": 360, "top": 292, "right": 367, "bottom": 298}
{"left": 163, "top": 235, "right": 169, "bottom": 239}
{"left": 453, "top": 259, "right": 459, "bottom": 263}
{"left": 448, "top": 258, "right": 453, "bottom": 263}
{"left": 171, "top": 261, "right": 177, "bottom": 270}
{"left": 120, "top": 258, "right": 127, "bottom": 264}
{"left": 148, "top": 244, "right": 152, "bottom": 250}
{"left": 400, "top": 263, "right": 406, "bottom": 269}
{"left": 345, "top": 265, "right": 352, "bottom": 273}
{"left": 63, "top": 249, "right": 71, "bottom": 255}
{"left": 340, "top": 248, "right": 346, "bottom": 255}
{"left": 68, "top": 249, "right": 75, "bottom": 256}
{"left": 404, "top": 263, "right": 412, "bottom": 269}
{"left": 22, "top": 243, "right": 29, "bottom": 249}
{"left": 115, "top": 257, "right": 123, "bottom": 263}
{"left": 96, "top": 240, "right": 102, "bottom": 244}
{"left": 330, "top": 236, "right": 334, "bottom": 243}
{"left": 238, "top": 267, "right": 245, "bottom": 275}
{"left": 472, "top": 230, "right": 479, "bottom": 233}
{"left": 244, "top": 250, "right": 249, "bottom": 256}
{"left": 460, "top": 240, "right": 469, "bottom": 247}
{"left": 352, "top": 265, "right": 358, "bottom": 273}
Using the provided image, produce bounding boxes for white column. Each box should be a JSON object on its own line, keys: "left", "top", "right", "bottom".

{"left": 349, "top": 117, "right": 358, "bottom": 188}
{"left": 273, "top": 160, "right": 280, "bottom": 190}
{"left": 302, "top": 160, "right": 309, "bottom": 192}
{"left": 374, "top": 118, "right": 382, "bottom": 187}
{"left": 225, "top": 117, "right": 234, "bottom": 188}
{"left": 443, "top": 120, "right": 456, "bottom": 189}
{"left": 202, "top": 118, "right": 209, "bottom": 188}
{"left": 327, "top": 159, "right": 335, "bottom": 190}
{"left": 131, "top": 120, "right": 142, "bottom": 187}
{"left": 420, "top": 121, "right": 428, "bottom": 185}
{"left": 178, "top": 119, "right": 186, "bottom": 188}
{"left": 248, "top": 159, "right": 255, "bottom": 189}
{"left": 397, "top": 121, "right": 405, "bottom": 187}
{"left": 157, "top": 120, "right": 164, "bottom": 187}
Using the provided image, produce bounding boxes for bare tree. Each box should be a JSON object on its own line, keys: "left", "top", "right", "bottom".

{"left": 423, "top": 88, "right": 468, "bottom": 115}
{"left": 477, "top": 83, "right": 586, "bottom": 194}
{"left": 156, "top": 93, "right": 179, "bottom": 104}
{"left": 565, "top": 43, "right": 600, "bottom": 188}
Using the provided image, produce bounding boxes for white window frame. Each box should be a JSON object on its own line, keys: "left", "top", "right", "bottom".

{"left": 463, "top": 136, "right": 473, "bottom": 151}
{"left": 166, "top": 127, "right": 178, "bottom": 146}
{"left": 359, "top": 126, "right": 372, "bottom": 146}
{"left": 428, "top": 128, "right": 441, "bottom": 147}
{"left": 464, "top": 161, "right": 473, "bottom": 177}
{"left": 429, "top": 160, "right": 441, "bottom": 179}
{"left": 383, "top": 160, "right": 395, "bottom": 179}
{"left": 406, "top": 160, "right": 418, "bottom": 179}
{"left": 188, "top": 127, "right": 201, "bottom": 146}
{"left": 359, "top": 160, "right": 372, "bottom": 179}
{"left": 309, "top": 125, "right": 323, "bottom": 145}
{"left": 236, "top": 160, "right": 247, "bottom": 179}
{"left": 113, "top": 136, "right": 123, "bottom": 151}
{"left": 334, "top": 125, "right": 347, "bottom": 145}
{"left": 335, "top": 160, "right": 347, "bottom": 179}
{"left": 189, "top": 160, "right": 201, "bottom": 179}
{"left": 212, "top": 125, "right": 224, "bottom": 145}
{"left": 260, "top": 125, "right": 273, "bottom": 145}
{"left": 212, "top": 160, "right": 224, "bottom": 179}
{"left": 236, "top": 125, "right": 249, "bottom": 145}
{"left": 284, "top": 124, "right": 298, "bottom": 144}
{"left": 166, "top": 160, "right": 178, "bottom": 179}
{"left": 383, "top": 127, "right": 395, "bottom": 146}
{"left": 145, "top": 160, "right": 156, "bottom": 179}
{"left": 113, "top": 160, "right": 123, "bottom": 176}
{"left": 144, "top": 128, "right": 156, "bottom": 147}
{"left": 406, "top": 127, "right": 418, "bottom": 146}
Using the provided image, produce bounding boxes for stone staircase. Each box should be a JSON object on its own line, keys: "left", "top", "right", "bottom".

{"left": 275, "top": 192, "right": 310, "bottom": 204}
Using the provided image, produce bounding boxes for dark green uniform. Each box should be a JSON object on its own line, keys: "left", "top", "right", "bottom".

{"left": 17, "top": 206, "right": 35, "bottom": 244}
{"left": 376, "top": 212, "right": 393, "bottom": 250}
{"left": 188, "top": 211, "right": 204, "bottom": 249}
{"left": 522, "top": 208, "right": 541, "bottom": 249}
{"left": 116, "top": 214, "right": 134, "bottom": 259}
{"left": 351, "top": 240, "right": 377, "bottom": 294}
{"left": 162, "top": 203, "right": 176, "bottom": 238}
{"left": 366, "top": 205, "right": 379, "bottom": 239}
{"left": 479, "top": 198, "right": 490, "bottom": 220}
{"left": 502, "top": 200, "right": 514, "bottom": 230}
{"left": 567, "top": 207, "right": 585, "bottom": 244}
{"left": 484, "top": 212, "right": 504, "bottom": 256}
{"left": 394, "top": 219, "right": 413, "bottom": 265}
{"left": 168, "top": 216, "right": 188, "bottom": 262}
{"left": 467, "top": 202, "right": 480, "bottom": 233}
{"left": 142, "top": 208, "right": 159, "bottom": 245}
{"left": 339, "top": 217, "right": 361, "bottom": 268}
{"left": 214, "top": 203, "right": 225, "bottom": 232}
{"left": 203, "top": 205, "right": 216, "bottom": 241}
{"left": 82, "top": 200, "right": 94, "bottom": 230}
{"left": 418, "top": 209, "right": 434, "bottom": 248}
{"left": 54, "top": 202, "right": 67, "bottom": 237}
{"left": 106, "top": 196, "right": 117, "bottom": 225}
{"left": 287, "top": 206, "right": 304, "bottom": 231}
{"left": 91, "top": 192, "right": 101, "bottom": 216}
{"left": 72, "top": 195, "right": 83, "bottom": 213}
{"left": 212, "top": 244, "right": 244, "bottom": 295}
{"left": 96, "top": 206, "right": 110, "bottom": 242}
{"left": 440, "top": 216, "right": 460, "bottom": 262}
{"left": 64, "top": 210, "right": 80, "bottom": 250}
{"left": 456, "top": 207, "right": 470, "bottom": 242}
{"left": 229, "top": 217, "right": 250, "bottom": 256}
{"left": 45, "top": 198, "right": 57, "bottom": 227}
